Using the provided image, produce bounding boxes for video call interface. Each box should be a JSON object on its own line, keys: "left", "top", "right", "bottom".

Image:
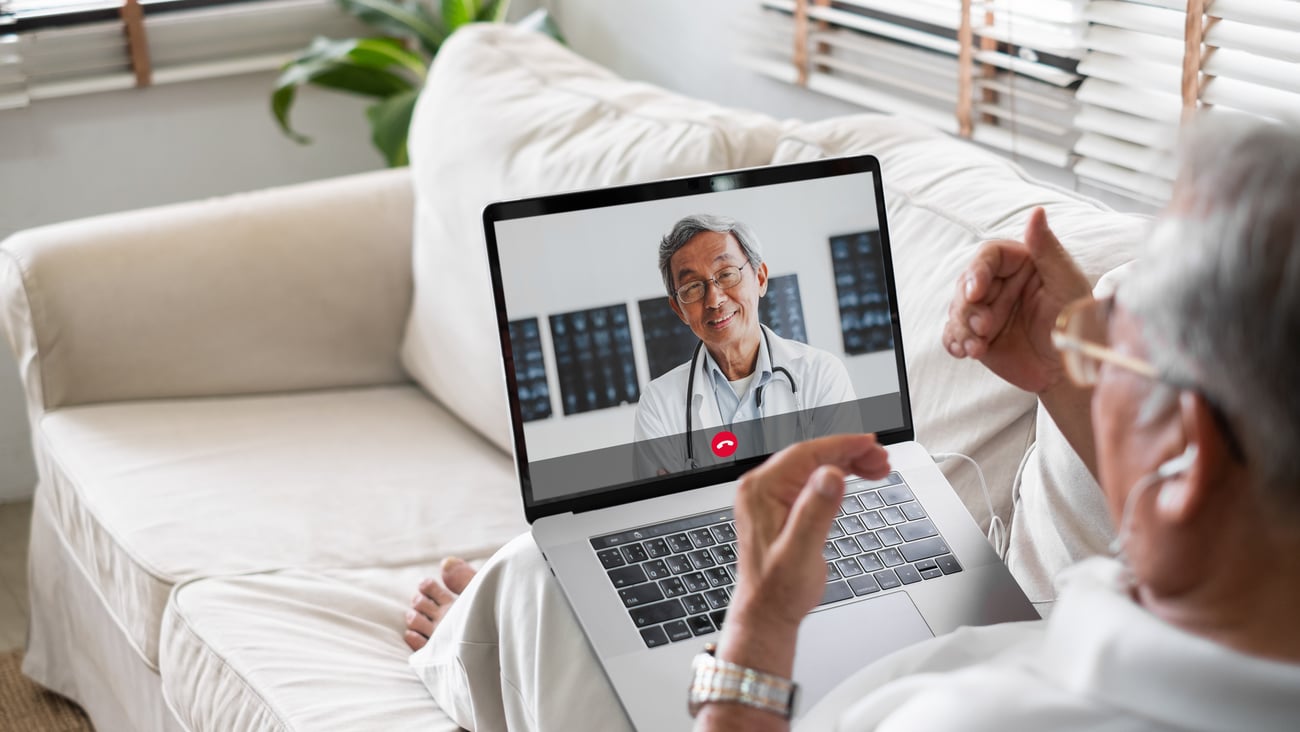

{"left": 492, "top": 171, "right": 907, "bottom": 504}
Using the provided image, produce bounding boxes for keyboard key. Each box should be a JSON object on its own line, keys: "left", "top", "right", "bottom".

{"left": 704, "top": 567, "right": 731, "bottom": 588}
{"left": 834, "top": 557, "right": 864, "bottom": 578}
{"left": 607, "top": 565, "right": 647, "bottom": 588}
{"left": 644, "top": 538, "right": 670, "bottom": 558}
{"left": 688, "top": 614, "right": 715, "bottom": 636}
{"left": 859, "top": 491, "right": 885, "bottom": 510}
{"left": 873, "top": 569, "right": 902, "bottom": 590}
{"left": 935, "top": 554, "right": 963, "bottom": 575}
{"left": 900, "top": 501, "right": 927, "bottom": 521}
{"left": 862, "top": 511, "right": 886, "bottom": 530}
{"left": 688, "top": 550, "right": 717, "bottom": 569}
{"left": 688, "top": 529, "right": 716, "bottom": 548}
{"left": 659, "top": 577, "right": 687, "bottom": 598}
{"left": 664, "top": 620, "right": 693, "bottom": 642}
{"left": 879, "top": 548, "right": 904, "bottom": 567}
{"left": 857, "top": 532, "right": 883, "bottom": 551}
{"left": 834, "top": 537, "right": 862, "bottom": 557}
{"left": 666, "top": 554, "right": 693, "bottom": 575}
{"left": 841, "top": 495, "right": 864, "bottom": 514}
{"left": 666, "top": 533, "right": 694, "bottom": 553}
{"left": 597, "top": 548, "right": 625, "bottom": 569}
{"left": 682, "top": 593, "right": 709, "bottom": 615}
{"left": 710, "top": 609, "right": 727, "bottom": 629}
{"left": 823, "top": 541, "right": 840, "bottom": 561}
{"left": 725, "top": 563, "right": 740, "bottom": 582}
{"left": 640, "top": 626, "right": 670, "bottom": 648}
{"left": 881, "top": 484, "right": 915, "bottom": 505}
{"left": 630, "top": 599, "right": 686, "bottom": 627}
{"left": 704, "top": 588, "right": 729, "bottom": 610}
{"left": 914, "top": 559, "right": 939, "bottom": 573}
{"left": 858, "top": 552, "right": 884, "bottom": 572}
{"left": 878, "top": 528, "right": 903, "bottom": 546}
{"left": 621, "top": 543, "right": 648, "bottom": 564}
{"left": 683, "top": 572, "right": 710, "bottom": 593}
{"left": 900, "top": 537, "right": 951, "bottom": 563}
{"left": 840, "top": 515, "right": 867, "bottom": 534}
{"left": 899, "top": 519, "right": 939, "bottom": 542}
{"left": 920, "top": 568, "right": 944, "bottom": 580}
{"left": 711, "top": 524, "right": 737, "bottom": 544}
{"left": 826, "top": 521, "right": 845, "bottom": 539}
{"left": 619, "top": 583, "right": 665, "bottom": 607}
{"left": 710, "top": 544, "right": 737, "bottom": 565}
{"left": 819, "top": 580, "right": 853, "bottom": 606}
{"left": 881, "top": 507, "right": 906, "bottom": 525}
{"left": 826, "top": 561, "right": 842, "bottom": 582}
{"left": 894, "top": 564, "right": 922, "bottom": 585}
{"left": 848, "top": 574, "right": 881, "bottom": 596}
{"left": 643, "top": 560, "right": 670, "bottom": 581}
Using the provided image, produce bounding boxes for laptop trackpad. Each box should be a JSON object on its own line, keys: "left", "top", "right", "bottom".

{"left": 792, "top": 591, "right": 934, "bottom": 715}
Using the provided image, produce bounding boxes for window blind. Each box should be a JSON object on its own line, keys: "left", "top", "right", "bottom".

{"left": 746, "top": 0, "right": 1300, "bottom": 204}
{"left": 0, "top": 0, "right": 368, "bottom": 109}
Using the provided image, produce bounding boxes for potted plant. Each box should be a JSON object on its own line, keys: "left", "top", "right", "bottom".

{"left": 272, "top": 0, "right": 560, "bottom": 167}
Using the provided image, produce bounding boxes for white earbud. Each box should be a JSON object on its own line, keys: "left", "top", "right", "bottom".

{"left": 1156, "top": 444, "right": 1198, "bottom": 479}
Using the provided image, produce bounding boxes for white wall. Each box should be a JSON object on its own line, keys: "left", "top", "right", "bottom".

{"left": 0, "top": 72, "right": 383, "bottom": 502}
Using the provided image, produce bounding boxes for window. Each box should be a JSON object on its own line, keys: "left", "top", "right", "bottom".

{"left": 0, "top": 0, "right": 368, "bottom": 109}
{"left": 746, "top": 0, "right": 1300, "bottom": 203}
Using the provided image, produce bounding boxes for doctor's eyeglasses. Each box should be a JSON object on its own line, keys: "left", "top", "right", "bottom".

{"left": 675, "top": 262, "right": 750, "bottom": 304}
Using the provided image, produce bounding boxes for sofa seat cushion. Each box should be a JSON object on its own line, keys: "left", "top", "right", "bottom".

{"left": 36, "top": 385, "right": 526, "bottom": 668}
{"left": 402, "top": 24, "right": 789, "bottom": 453}
{"left": 161, "top": 566, "right": 455, "bottom": 732}
{"left": 770, "top": 115, "right": 1147, "bottom": 529}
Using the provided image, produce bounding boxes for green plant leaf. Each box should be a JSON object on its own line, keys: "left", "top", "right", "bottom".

{"left": 441, "top": 0, "right": 477, "bottom": 32}
{"left": 272, "top": 41, "right": 418, "bottom": 143}
{"left": 477, "top": 0, "right": 510, "bottom": 22}
{"left": 366, "top": 89, "right": 420, "bottom": 166}
{"left": 515, "top": 8, "right": 565, "bottom": 43}
{"left": 337, "top": 0, "right": 446, "bottom": 56}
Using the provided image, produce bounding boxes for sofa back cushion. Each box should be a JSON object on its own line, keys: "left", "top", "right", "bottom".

{"left": 770, "top": 115, "right": 1147, "bottom": 535}
{"left": 401, "top": 25, "right": 786, "bottom": 454}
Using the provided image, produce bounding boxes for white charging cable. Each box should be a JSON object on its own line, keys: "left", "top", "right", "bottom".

{"left": 929, "top": 452, "right": 1008, "bottom": 560}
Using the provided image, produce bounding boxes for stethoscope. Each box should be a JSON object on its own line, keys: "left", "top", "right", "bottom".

{"left": 684, "top": 326, "right": 801, "bottom": 466}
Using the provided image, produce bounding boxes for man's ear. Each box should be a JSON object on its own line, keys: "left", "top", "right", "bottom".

{"left": 757, "top": 261, "right": 769, "bottom": 297}
{"left": 1157, "top": 391, "right": 1221, "bottom": 522}
{"left": 669, "top": 296, "right": 687, "bottom": 324}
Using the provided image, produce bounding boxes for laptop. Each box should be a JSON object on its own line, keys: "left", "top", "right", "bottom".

{"left": 482, "top": 154, "right": 1037, "bottom": 729}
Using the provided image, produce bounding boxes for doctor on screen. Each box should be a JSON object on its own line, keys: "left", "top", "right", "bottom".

{"left": 633, "top": 214, "right": 858, "bottom": 473}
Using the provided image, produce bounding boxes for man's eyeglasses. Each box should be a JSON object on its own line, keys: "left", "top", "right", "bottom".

{"left": 675, "top": 262, "right": 750, "bottom": 304}
{"left": 1051, "top": 295, "right": 1246, "bottom": 463}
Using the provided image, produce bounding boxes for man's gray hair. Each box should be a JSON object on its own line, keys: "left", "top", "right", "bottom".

{"left": 1119, "top": 117, "right": 1300, "bottom": 512}
{"left": 658, "top": 214, "right": 764, "bottom": 299}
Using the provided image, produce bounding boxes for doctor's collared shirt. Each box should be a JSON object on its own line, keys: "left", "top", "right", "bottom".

{"left": 701, "top": 334, "right": 774, "bottom": 426}
{"left": 794, "top": 557, "right": 1300, "bottom": 732}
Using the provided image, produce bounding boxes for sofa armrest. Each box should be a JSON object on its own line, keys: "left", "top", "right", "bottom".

{"left": 0, "top": 168, "right": 414, "bottom": 413}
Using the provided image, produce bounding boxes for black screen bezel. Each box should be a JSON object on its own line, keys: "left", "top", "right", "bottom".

{"left": 482, "top": 154, "right": 914, "bottom": 523}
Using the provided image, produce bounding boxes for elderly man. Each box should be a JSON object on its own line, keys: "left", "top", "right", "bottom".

{"left": 406, "top": 120, "right": 1300, "bottom": 730}
{"left": 634, "top": 214, "right": 857, "bottom": 471}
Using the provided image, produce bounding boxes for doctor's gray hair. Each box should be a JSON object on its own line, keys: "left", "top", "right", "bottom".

{"left": 1118, "top": 118, "right": 1300, "bottom": 513}
{"left": 659, "top": 214, "right": 764, "bottom": 299}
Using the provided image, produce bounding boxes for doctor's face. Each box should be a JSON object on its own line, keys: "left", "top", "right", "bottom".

{"left": 668, "top": 231, "right": 769, "bottom": 357}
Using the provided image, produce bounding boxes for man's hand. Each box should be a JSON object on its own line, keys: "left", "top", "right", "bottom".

{"left": 942, "top": 207, "right": 1091, "bottom": 394}
{"left": 718, "top": 435, "right": 891, "bottom": 673}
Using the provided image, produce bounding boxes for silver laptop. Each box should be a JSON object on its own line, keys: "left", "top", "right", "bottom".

{"left": 482, "top": 154, "right": 1037, "bottom": 729}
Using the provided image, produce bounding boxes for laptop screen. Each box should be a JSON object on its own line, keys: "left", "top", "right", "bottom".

{"left": 484, "top": 156, "right": 912, "bottom": 519}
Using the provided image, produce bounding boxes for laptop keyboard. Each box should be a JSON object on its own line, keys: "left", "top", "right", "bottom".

{"left": 589, "top": 472, "right": 963, "bottom": 648}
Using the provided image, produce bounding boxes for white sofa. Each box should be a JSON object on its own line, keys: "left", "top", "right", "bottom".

{"left": 2, "top": 25, "right": 1146, "bottom": 731}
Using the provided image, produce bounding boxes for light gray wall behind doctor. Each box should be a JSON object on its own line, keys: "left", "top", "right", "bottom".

{"left": 0, "top": 73, "right": 383, "bottom": 502}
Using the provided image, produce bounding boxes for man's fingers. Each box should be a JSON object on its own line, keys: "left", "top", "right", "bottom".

{"left": 747, "top": 434, "right": 888, "bottom": 503}
{"left": 963, "top": 240, "right": 1029, "bottom": 304}
{"left": 775, "top": 466, "right": 845, "bottom": 565}
{"left": 1023, "top": 208, "right": 1086, "bottom": 297}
